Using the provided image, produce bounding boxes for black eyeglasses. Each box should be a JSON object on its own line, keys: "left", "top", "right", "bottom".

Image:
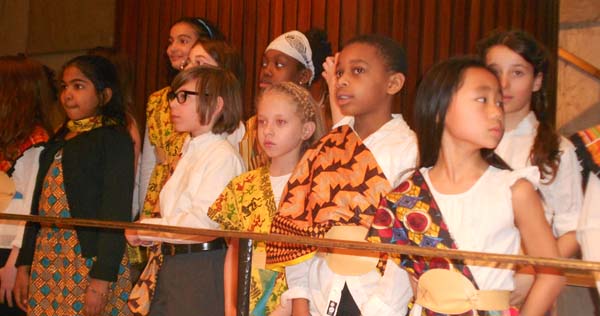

{"left": 167, "top": 90, "right": 199, "bottom": 104}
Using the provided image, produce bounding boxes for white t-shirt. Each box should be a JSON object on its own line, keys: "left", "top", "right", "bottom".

{"left": 495, "top": 111, "right": 583, "bottom": 237}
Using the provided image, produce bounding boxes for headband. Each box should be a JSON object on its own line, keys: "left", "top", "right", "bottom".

{"left": 195, "top": 18, "right": 214, "bottom": 39}
{"left": 266, "top": 30, "right": 315, "bottom": 84}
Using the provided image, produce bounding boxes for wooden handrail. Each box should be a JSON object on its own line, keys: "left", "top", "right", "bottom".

{"left": 2, "top": 212, "right": 600, "bottom": 273}
{"left": 559, "top": 48, "right": 600, "bottom": 81}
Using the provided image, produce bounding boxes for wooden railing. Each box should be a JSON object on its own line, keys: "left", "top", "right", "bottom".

{"left": 559, "top": 48, "right": 600, "bottom": 81}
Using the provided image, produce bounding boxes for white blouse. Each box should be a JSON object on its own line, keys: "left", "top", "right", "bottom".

{"left": 421, "top": 166, "right": 539, "bottom": 291}
{"left": 283, "top": 115, "right": 418, "bottom": 316}
{"left": 0, "top": 147, "right": 43, "bottom": 249}
{"left": 495, "top": 112, "right": 583, "bottom": 237}
{"left": 140, "top": 132, "right": 245, "bottom": 244}
{"left": 577, "top": 173, "right": 600, "bottom": 296}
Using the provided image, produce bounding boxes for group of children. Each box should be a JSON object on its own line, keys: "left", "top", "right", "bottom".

{"left": 0, "top": 15, "right": 592, "bottom": 316}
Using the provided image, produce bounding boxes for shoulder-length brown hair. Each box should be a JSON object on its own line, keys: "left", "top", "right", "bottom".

{"left": 0, "top": 55, "right": 55, "bottom": 160}
{"left": 171, "top": 66, "right": 242, "bottom": 134}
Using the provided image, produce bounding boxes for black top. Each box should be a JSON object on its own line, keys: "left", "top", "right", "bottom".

{"left": 17, "top": 125, "right": 134, "bottom": 282}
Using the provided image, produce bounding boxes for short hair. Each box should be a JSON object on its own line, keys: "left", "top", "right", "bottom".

{"left": 171, "top": 66, "right": 242, "bottom": 134}
{"left": 304, "top": 28, "right": 332, "bottom": 80}
{"left": 344, "top": 34, "right": 407, "bottom": 74}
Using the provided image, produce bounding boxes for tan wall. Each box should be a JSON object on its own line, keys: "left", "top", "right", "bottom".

{"left": 557, "top": 0, "right": 600, "bottom": 136}
{"left": 0, "top": 0, "right": 115, "bottom": 71}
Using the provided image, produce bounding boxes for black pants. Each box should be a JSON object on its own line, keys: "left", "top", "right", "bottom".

{"left": 149, "top": 248, "right": 226, "bottom": 316}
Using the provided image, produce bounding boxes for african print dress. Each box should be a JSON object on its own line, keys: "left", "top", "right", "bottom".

{"left": 28, "top": 150, "right": 132, "bottom": 316}
{"left": 208, "top": 167, "right": 287, "bottom": 316}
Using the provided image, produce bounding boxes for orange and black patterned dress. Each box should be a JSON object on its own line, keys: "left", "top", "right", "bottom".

{"left": 28, "top": 150, "right": 132, "bottom": 316}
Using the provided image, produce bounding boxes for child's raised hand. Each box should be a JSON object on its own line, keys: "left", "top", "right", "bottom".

{"left": 322, "top": 53, "right": 339, "bottom": 88}
{"left": 322, "top": 53, "right": 344, "bottom": 125}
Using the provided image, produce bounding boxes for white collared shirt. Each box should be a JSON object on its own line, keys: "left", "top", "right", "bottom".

{"left": 138, "top": 122, "right": 246, "bottom": 214}
{"left": 140, "top": 132, "right": 245, "bottom": 244}
{"left": 495, "top": 111, "right": 583, "bottom": 236}
{"left": 283, "top": 115, "right": 418, "bottom": 316}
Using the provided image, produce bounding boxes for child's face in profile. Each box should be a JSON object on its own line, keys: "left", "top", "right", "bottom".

{"left": 256, "top": 91, "right": 310, "bottom": 163}
{"left": 485, "top": 45, "right": 542, "bottom": 119}
{"left": 259, "top": 50, "right": 304, "bottom": 90}
{"left": 334, "top": 43, "right": 393, "bottom": 118}
{"left": 60, "top": 66, "right": 102, "bottom": 121}
{"left": 169, "top": 79, "right": 209, "bottom": 137}
{"left": 444, "top": 67, "right": 504, "bottom": 150}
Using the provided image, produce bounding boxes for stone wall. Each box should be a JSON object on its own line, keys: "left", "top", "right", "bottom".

{"left": 557, "top": 0, "right": 600, "bottom": 136}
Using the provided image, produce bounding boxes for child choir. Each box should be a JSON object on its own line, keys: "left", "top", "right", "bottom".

{"left": 0, "top": 16, "right": 594, "bottom": 316}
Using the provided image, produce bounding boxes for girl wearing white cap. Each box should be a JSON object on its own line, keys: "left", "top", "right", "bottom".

{"left": 240, "top": 30, "right": 332, "bottom": 171}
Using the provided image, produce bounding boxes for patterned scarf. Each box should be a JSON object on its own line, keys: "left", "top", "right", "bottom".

{"left": 266, "top": 125, "right": 391, "bottom": 266}
{"left": 65, "top": 115, "right": 106, "bottom": 132}
{"left": 570, "top": 125, "right": 600, "bottom": 187}
{"left": 0, "top": 125, "right": 49, "bottom": 175}
{"left": 368, "top": 170, "right": 511, "bottom": 316}
{"left": 129, "top": 87, "right": 184, "bottom": 316}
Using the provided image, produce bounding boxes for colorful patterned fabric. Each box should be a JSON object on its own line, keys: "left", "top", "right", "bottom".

{"left": 239, "top": 116, "right": 269, "bottom": 171}
{"left": 141, "top": 87, "right": 186, "bottom": 218}
{"left": 65, "top": 115, "right": 107, "bottom": 133}
{"left": 368, "top": 170, "right": 511, "bottom": 316}
{"left": 129, "top": 87, "right": 184, "bottom": 316}
{"left": 29, "top": 151, "right": 131, "bottom": 316}
{"left": 266, "top": 125, "right": 391, "bottom": 266}
{"left": 570, "top": 125, "right": 600, "bottom": 184}
{"left": 208, "top": 167, "right": 287, "bottom": 315}
{"left": 0, "top": 125, "right": 48, "bottom": 175}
